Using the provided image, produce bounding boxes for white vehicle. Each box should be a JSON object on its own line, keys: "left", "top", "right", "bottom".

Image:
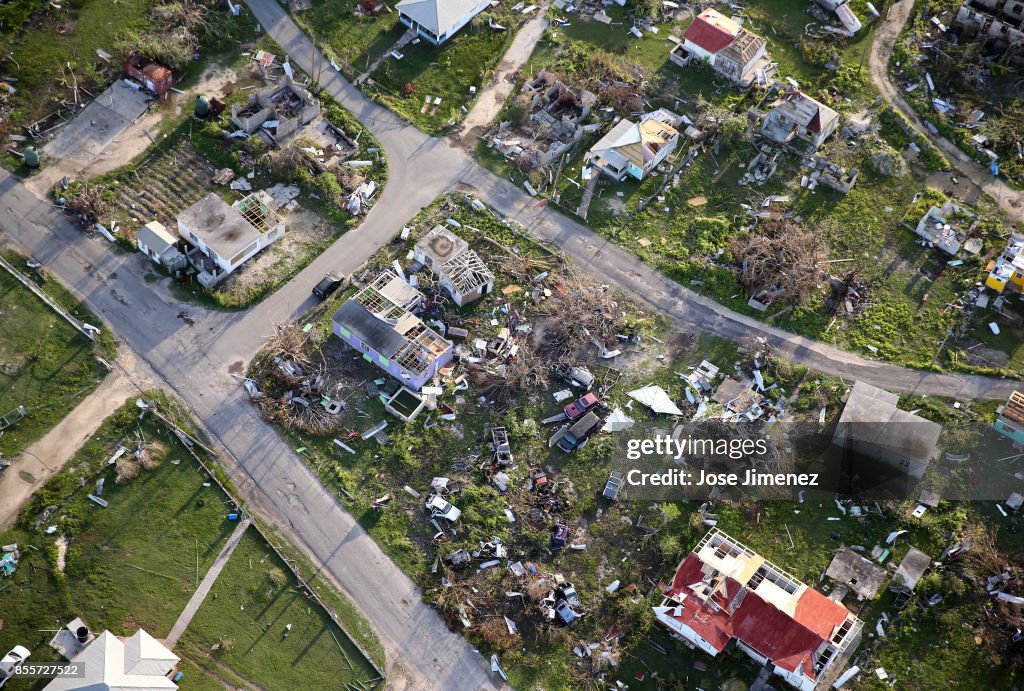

{"left": 0, "top": 645, "right": 30, "bottom": 687}
{"left": 425, "top": 495, "right": 462, "bottom": 522}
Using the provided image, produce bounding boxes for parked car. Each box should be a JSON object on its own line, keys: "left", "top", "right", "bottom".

{"left": 564, "top": 392, "right": 600, "bottom": 421}
{"left": 0, "top": 646, "right": 30, "bottom": 688}
{"left": 556, "top": 411, "right": 601, "bottom": 453}
{"left": 553, "top": 363, "right": 594, "bottom": 390}
{"left": 558, "top": 582, "right": 581, "bottom": 608}
{"left": 312, "top": 271, "right": 345, "bottom": 299}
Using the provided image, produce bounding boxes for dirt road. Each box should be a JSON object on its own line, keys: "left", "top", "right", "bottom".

{"left": 0, "top": 366, "right": 140, "bottom": 529}
{"left": 866, "top": 0, "right": 1024, "bottom": 224}
{"left": 456, "top": 4, "right": 550, "bottom": 142}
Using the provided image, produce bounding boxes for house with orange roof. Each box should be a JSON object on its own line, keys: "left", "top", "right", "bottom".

{"left": 653, "top": 529, "right": 862, "bottom": 691}
{"left": 585, "top": 109, "right": 681, "bottom": 182}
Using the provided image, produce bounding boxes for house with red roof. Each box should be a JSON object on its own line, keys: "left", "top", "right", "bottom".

{"left": 669, "top": 8, "right": 775, "bottom": 88}
{"left": 653, "top": 529, "right": 862, "bottom": 691}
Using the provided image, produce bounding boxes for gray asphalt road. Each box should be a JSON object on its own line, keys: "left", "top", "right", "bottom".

{"left": 0, "top": 3, "right": 1018, "bottom": 689}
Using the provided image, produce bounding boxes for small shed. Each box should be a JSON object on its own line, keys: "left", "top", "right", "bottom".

{"left": 136, "top": 221, "right": 186, "bottom": 271}
{"left": 826, "top": 547, "right": 886, "bottom": 600}
{"left": 892, "top": 546, "right": 931, "bottom": 593}
{"left": 124, "top": 56, "right": 173, "bottom": 97}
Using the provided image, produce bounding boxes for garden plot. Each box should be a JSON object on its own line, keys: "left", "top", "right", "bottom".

{"left": 104, "top": 140, "right": 217, "bottom": 233}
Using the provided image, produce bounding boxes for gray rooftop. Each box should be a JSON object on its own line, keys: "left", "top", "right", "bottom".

{"left": 893, "top": 546, "right": 931, "bottom": 591}
{"left": 826, "top": 547, "right": 887, "bottom": 600}
{"left": 332, "top": 299, "right": 410, "bottom": 358}
{"left": 833, "top": 381, "right": 942, "bottom": 465}
{"left": 178, "top": 193, "right": 262, "bottom": 259}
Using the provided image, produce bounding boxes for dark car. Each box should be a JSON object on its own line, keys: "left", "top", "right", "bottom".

{"left": 312, "top": 272, "right": 345, "bottom": 299}
{"left": 556, "top": 411, "right": 601, "bottom": 453}
{"left": 564, "top": 392, "right": 600, "bottom": 421}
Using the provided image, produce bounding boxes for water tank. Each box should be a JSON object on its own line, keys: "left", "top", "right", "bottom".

{"left": 76, "top": 626, "right": 89, "bottom": 643}
{"left": 195, "top": 95, "right": 210, "bottom": 118}
{"left": 23, "top": 147, "right": 39, "bottom": 168}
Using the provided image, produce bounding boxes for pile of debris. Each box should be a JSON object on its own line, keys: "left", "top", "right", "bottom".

{"left": 826, "top": 272, "right": 870, "bottom": 318}
{"left": 733, "top": 218, "right": 828, "bottom": 306}
{"left": 251, "top": 325, "right": 348, "bottom": 435}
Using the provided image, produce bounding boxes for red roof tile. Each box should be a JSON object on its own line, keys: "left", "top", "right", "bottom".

{"left": 682, "top": 9, "right": 738, "bottom": 54}
{"left": 660, "top": 550, "right": 853, "bottom": 683}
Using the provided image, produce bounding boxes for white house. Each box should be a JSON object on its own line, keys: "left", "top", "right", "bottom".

{"left": 44, "top": 629, "right": 178, "bottom": 690}
{"left": 396, "top": 0, "right": 491, "bottom": 45}
{"left": 414, "top": 225, "right": 494, "bottom": 306}
{"left": 177, "top": 193, "right": 285, "bottom": 288}
{"left": 760, "top": 90, "right": 840, "bottom": 151}
{"left": 670, "top": 8, "right": 773, "bottom": 87}
{"left": 586, "top": 110, "right": 681, "bottom": 182}
{"left": 136, "top": 221, "right": 186, "bottom": 271}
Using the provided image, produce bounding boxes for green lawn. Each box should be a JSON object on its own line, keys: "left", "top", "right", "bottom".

{"left": 0, "top": 397, "right": 238, "bottom": 688}
{"left": 0, "top": 394, "right": 381, "bottom": 690}
{"left": 290, "top": 0, "right": 400, "bottom": 79}
{"left": 177, "top": 531, "right": 380, "bottom": 690}
{"left": 364, "top": 18, "right": 515, "bottom": 133}
{"left": 0, "top": 250, "right": 110, "bottom": 457}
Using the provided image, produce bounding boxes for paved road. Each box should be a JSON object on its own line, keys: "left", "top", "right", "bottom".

{"left": 0, "top": 3, "right": 1019, "bottom": 689}
{"left": 867, "top": 0, "right": 1024, "bottom": 224}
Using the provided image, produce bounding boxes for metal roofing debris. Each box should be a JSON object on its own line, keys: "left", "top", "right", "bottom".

{"left": 627, "top": 385, "right": 684, "bottom": 416}
{"left": 601, "top": 408, "right": 635, "bottom": 432}
{"left": 892, "top": 546, "right": 931, "bottom": 591}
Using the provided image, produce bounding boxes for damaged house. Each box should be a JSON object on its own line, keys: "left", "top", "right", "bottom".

{"left": 826, "top": 547, "right": 887, "bottom": 600}
{"left": 414, "top": 226, "right": 494, "bottom": 306}
{"left": 123, "top": 55, "right": 174, "bottom": 97}
{"left": 586, "top": 110, "right": 681, "bottom": 181}
{"left": 832, "top": 381, "right": 943, "bottom": 482}
{"left": 654, "top": 529, "right": 862, "bottom": 691}
{"left": 331, "top": 269, "right": 453, "bottom": 390}
{"left": 759, "top": 90, "right": 840, "bottom": 151}
{"left": 986, "top": 233, "right": 1024, "bottom": 293}
{"left": 993, "top": 390, "right": 1024, "bottom": 447}
{"left": 231, "top": 76, "right": 321, "bottom": 142}
{"left": 670, "top": 8, "right": 775, "bottom": 88}
{"left": 177, "top": 193, "right": 285, "bottom": 288}
{"left": 914, "top": 205, "right": 963, "bottom": 255}
{"left": 490, "top": 71, "right": 596, "bottom": 169}
{"left": 955, "top": 0, "right": 1024, "bottom": 49}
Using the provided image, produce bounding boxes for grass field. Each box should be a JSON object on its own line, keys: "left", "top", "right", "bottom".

{"left": 177, "top": 531, "right": 380, "bottom": 689}
{"left": 290, "top": 0, "right": 400, "bottom": 79}
{"left": 0, "top": 250, "right": 110, "bottom": 457}
{"left": 0, "top": 394, "right": 381, "bottom": 690}
{"left": 364, "top": 19, "right": 515, "bottom": 133}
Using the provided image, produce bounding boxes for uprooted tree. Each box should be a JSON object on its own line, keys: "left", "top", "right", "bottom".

{"left": 732, "top": 218, "right": 828, "bottom": 305}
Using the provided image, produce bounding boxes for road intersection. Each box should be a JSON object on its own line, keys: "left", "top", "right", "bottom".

{"left": 0, "top": 1, "right": 1019, "bottom": 687}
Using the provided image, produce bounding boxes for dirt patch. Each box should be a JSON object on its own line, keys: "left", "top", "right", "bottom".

{"left": 0, "top": 367, "right": 138, "bottom": 530}
{"left": 55, "top": 534, "right": 68, "bottom": 573}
